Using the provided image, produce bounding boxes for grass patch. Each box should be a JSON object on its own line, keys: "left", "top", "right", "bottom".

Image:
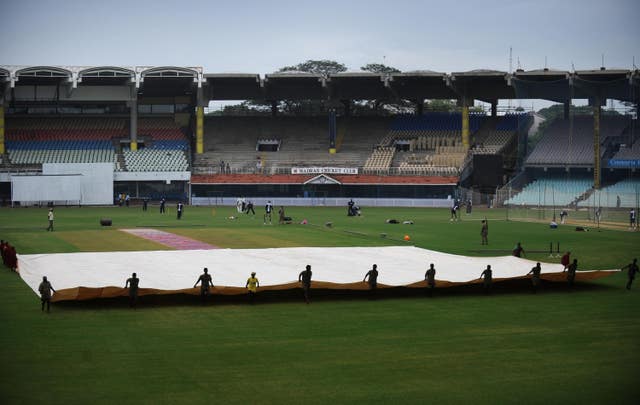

{"left": 0, "top": 205, "right": 639, "bottom": 404}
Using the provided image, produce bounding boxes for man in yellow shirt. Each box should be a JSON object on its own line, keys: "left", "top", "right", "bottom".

{"left": 246, "top": 272, "right": 259, "bottom": 304}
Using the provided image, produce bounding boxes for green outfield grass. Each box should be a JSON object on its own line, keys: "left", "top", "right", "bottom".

{"left": 0, "top": 205, "right": 639, "bottom": 404}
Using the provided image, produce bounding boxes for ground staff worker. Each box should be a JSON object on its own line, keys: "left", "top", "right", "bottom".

{"left": 246, "top": 272, "right": 259, "bottom": 304}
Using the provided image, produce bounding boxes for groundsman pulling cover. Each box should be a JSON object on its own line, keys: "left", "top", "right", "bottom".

{"left": 17, "top": 246, "right": 616, "bottom": 302}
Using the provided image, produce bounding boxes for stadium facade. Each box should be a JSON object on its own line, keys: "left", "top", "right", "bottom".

{"left": 0, "top": 65, "right": 638, "bottom": 208}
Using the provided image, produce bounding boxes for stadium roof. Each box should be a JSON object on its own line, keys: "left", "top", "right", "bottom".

{"left": 1, "top": 65, "right": 638, "bottom": 104}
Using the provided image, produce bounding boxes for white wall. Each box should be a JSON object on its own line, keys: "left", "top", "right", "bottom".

{"left": 11, "top": 174, "right": 82, "bottom": 203}
{"left": 43, "top": 163, "right": 113, "bottom": 205}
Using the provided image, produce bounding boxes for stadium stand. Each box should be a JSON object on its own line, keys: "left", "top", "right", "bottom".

{"left": 525, "top": 116, "right": 630, "bottom": 167}
{"left": 194, "top": 117, "right": 385, "bottom": 174}
{"left": 384, "top": 113, "right": 528, "bottom": 176}
{"left": 365, "top": 113, "right": 482, "bottom": 175}
{"left": 505, "top": 177, "right": 593, "bottom": 206}
{"left": 5, "top": 117, "right": 122, "bottom": 167}
{"left": 122, "top": 149, "right": 188, "bottom": 172}
{"left": 5, "top": 116, "right": 191, "bottom": 172}
{"left": 611, "top": 138, "right": 640, "bottom": 160}
{"left": 578, "top": 178, "right": 640, "bottom": 208}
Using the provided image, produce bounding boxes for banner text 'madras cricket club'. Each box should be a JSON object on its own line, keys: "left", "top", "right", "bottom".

{"left": 291, "top": 167, "right": 358, "bottom": 175}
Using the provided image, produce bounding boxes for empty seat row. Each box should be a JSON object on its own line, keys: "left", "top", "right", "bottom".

{"left": 121, "top": 149, "right": 188, "bottom": 172}
{"left": 505, "top": 178, "right": 593, "bottom": 206}
{"left": 578, "top": 179, "right": 640, "bottom": 208}
{"left": 8, "top": 149, "right": 116, "bottom": 165}
{"left": 7, "top": 140, "right": 114, "bottom": 150}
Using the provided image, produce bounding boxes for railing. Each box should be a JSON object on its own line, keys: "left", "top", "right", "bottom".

{"left": 191, "top": 165, "right": 460, "bottom": 177}
{"left": 191, "top": 196, "right": 452, "bottom": 208}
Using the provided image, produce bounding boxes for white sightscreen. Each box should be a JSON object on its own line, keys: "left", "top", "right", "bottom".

{"left": 43, "top": 163, "right": 114, "bottom": 205}
{"left": 11, "top": 174, "right": 82, "bottom": 203}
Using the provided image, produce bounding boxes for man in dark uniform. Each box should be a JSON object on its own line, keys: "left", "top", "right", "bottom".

{"left": 38, "top": 276, "right": 56, "bottom": 312}
{"left": 298, "top": 265, "right": 312, "bottom": 304}
{"left": 528, "top": 262, "right": 542, "bottom": 293}
{"left": 142, "top": 198, "right": 148, "bottom": 211}
{"left": 194, "top": 268, "right": 214, "bottom": 303}
{"left": 246, "top": 272, "right": 259, "bottom": 304}
{"left": 125, "top": 272, "right": 140, "bottom": 308}
{"left": 621, "top": 258, "right": 639, "bottom": 290}
{"left": 450, "top": 200, "right": 459, "bottom": 221}
{"left": 512, "top": 242, "right": 525, "bottom": 258}
{"left": 245, "top": 200, "right": 255, "bottom": 215}
{"left": 480, "top": 219, "right": 488, "bottom": 245}
{"left": 425, "top": 263, "right": 436, "bottom": 296}
{"left": 564, "top": 259, "right": 578, "bottom": 287}
{"left": 559, "top": 209, "right": 568, "bottom": 224}
{"left": 160, "top": 198, "right": 166, "bottom": 214}
{"left": 264, "top": 201, "right": 273, "bottom": 225}
{"left": 177, "top": 202, "right": 184, "bottom": 220}
{"left": 630, "top": 209, "right": 637, "bottom": 230}
{"left": 347, "top": 199, "right": 355, "bottom": 216}
{"left": 363, "top": 264, "right": 379, "bottom": 299}
{"left": 480, "top": 265, "right": 492, "bottom": 294}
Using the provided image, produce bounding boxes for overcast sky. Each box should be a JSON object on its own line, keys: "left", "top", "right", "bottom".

{"left": 2, "top": 0, "right": 638, "bottom": 73}
{"left": 1, "top": 0, "right": 638, "bottom": 110}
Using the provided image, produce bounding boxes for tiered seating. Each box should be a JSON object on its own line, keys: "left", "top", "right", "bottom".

{"left": 505, "top": 177, "right": 592, "bottom": 206}
{"left": 578, "top": 179, "right": 640, "bottom": 208}
{"left": 471, "top": 131, "right": 515, "bottom": 154}
{"left": 390, "top": 113, "right": 485, "bottom": 132}
{"left": 363, "top": 147, "right": 395, "bottom": 172}
{"left": 383, "top": 113, "right": 487, "bottom": 174}
{"left": 6, "top": 117, "right": 122, "bottom": 166}
{"left": 398, "top": 152, "right": 460, "bottom": 176}
{"left": 137, "top": 118, "right": 186, "bottom": 139}
{"left": 117, "top": 118, "right": 190, "bottom": 171}
{"left": 9, "top": 149, "right": 116, "bottom": 165}
{"left": 122, "top": 149, "right": 188, "bottom": 172}
{"left": 611, "top": 138, "right": 640, "bottom": 160}
{"left": 526, "top": 116, "right": 629, "bottom": 166}
{"left": 8, "top": 140, "right": 113, "bottom": 149}
{"left": 137, "top": 118, "right": 189, "bottom": 149}
{"left": 194, "top": 117, "right": 384, "bottom": 174}
{"left": 496, "top": 113, "right": 531, "bottom": 131}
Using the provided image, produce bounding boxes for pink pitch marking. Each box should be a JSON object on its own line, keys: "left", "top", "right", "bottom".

{"left": 121, "top": 228, "right": 220, "bottom": 250}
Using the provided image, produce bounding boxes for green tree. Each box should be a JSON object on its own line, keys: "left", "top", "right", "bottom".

{"left": 279, "top": 60, "right": 347, "bottom": 75}
{"left": 426, "top": 99, "right": 457, "bottom": 112}
{"left": 360, "top": 63, "right": 401, "bottom": 74}
{"left": 354, "top": 63, "right": 409, "bottom": 114}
